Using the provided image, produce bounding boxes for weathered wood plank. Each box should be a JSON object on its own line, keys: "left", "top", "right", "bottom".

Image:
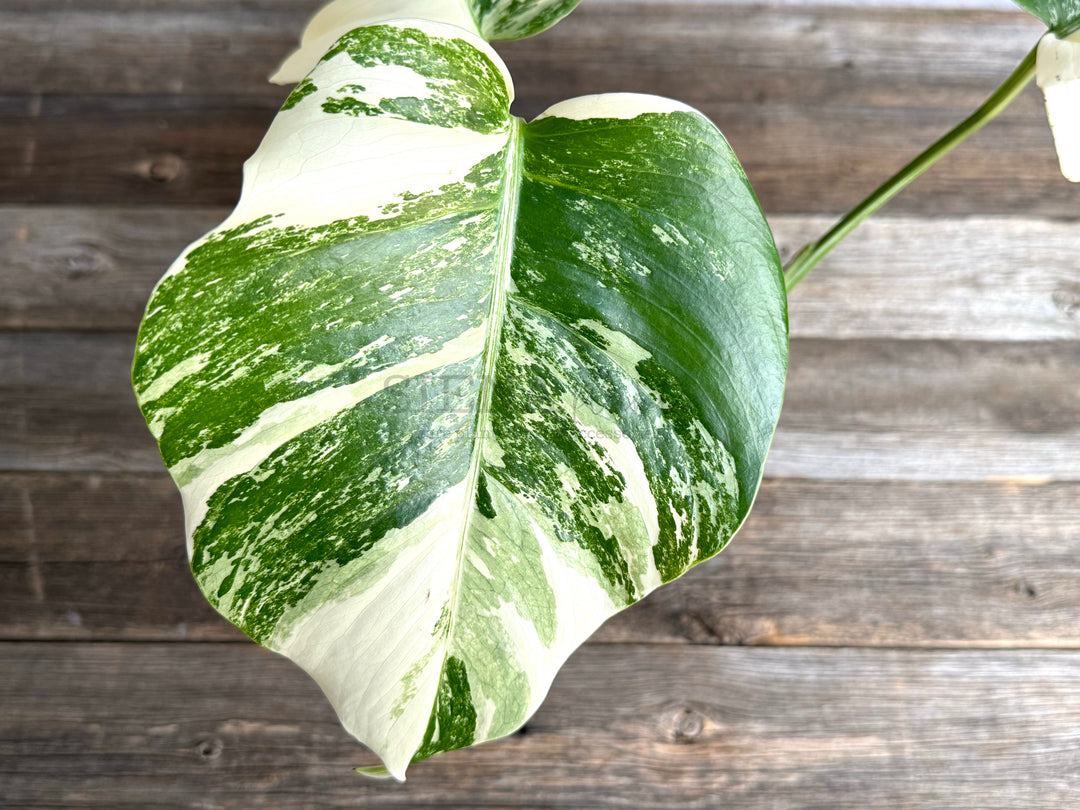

{"left": 0, "top": 3, "right": 1042, "bottom": 100}
{"left": 4, "top": 473, "right": 1080, "bottom": 647}
{"left": 773, "top": 338, "right": 1080, "bottom": 481}
{"left": 0, "top": 472, "right": 240, "bottom": 642}
{"left": 2, "top": 93, "right": 1069, "bottom": 214}
{"left": 2, "top": 332, "right": 1077, "bottom": 480}
{"left": 779, "top": 216, "right": 1080, "bottom": 341}
{"left": 0, "top": 1, "right": 318, "bottom": 99}
{"left": 2, "top": 5, "right": 1076, "bottom": 214}
{"left": 4, "top": 206, "right": 1079, "bottom": 339}
{"left": 2, "top": 642, "right": 1079, "bottom": 808}
{"left": 0, "top": 333, "right": 148, "bottom": 473}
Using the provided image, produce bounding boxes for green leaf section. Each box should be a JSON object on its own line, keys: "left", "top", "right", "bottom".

{"left": 470, "top": 0, "right": 582, "bottom": 40}
{"left": 1013, "top": 0, "right": 1080, "bottom": 34}
{"left": 134, "top": 20, "right": 787, "bottom": 777}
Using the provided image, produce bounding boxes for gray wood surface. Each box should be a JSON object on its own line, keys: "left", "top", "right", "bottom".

{"left": 4, "top": 333, "right": 1079, "bottom": 479}
{"left": 1, "top": 0, "right": 1078, "bottom": 807}
{"left": 4, "top": 643, "right": 1080, "bottom": 808}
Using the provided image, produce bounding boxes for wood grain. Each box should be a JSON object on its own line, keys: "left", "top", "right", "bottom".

{"left": 3, "top": 642, "right": 1080, "bottom": 808}
{"left": 3, "top": 332, "right": 1077, "bottom": 479}
{"left": 2, "top": 92, "right": 1070, "bottom": 214}
{"left": 4, "top": 207, "right": 1080, "bottom": 339}
{"left": 772, "top": 338, "right": 1080, "bottom": 481}
{"left": 3, "top": 4, "right": 1078, "bottom": 214}
{"left": 4, "top": 473, "right": 1080, "bottom": 647}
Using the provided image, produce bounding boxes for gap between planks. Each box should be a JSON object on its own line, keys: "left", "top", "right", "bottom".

{"left": 3, "top": 207, "right": 1080, "bottom": 340}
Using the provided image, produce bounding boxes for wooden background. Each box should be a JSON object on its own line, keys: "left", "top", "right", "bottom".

{"left": 3, "top": 0, "right": 1080, "bottom": 807}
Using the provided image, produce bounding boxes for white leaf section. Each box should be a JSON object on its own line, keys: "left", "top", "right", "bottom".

{"left": 275, "top": 479, "right": 472, "bottom": 780}
{"left": 534, "top": 92, "right": 704, "bottom": 122}
{"left": 270, "top": 0, "right": 480, "bottom": 84}
{"left": 469, "top": 475, "right": 622, "bottom": 718}
{"left": 1037, "top": 31, "right": 1080, "bottom": 183}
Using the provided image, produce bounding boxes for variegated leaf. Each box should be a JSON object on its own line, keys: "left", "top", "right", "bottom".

{"left": 271, "top": 0, "right": 582, "bottom": 84}
{"left": 133, "top": 19, "right": 788, "bottom": 778}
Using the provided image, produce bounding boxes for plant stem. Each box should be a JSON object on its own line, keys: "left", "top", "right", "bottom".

{"left": 783, "top": 40, "right": 1040, "bottom": 292}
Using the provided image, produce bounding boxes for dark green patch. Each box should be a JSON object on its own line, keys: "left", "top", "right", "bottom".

{"left": 282, "top": 78, "right": 318, "bottom": 111}
{"left": 475, "top": 471, "right": 496, "bottom": 519}
{"left": 520, "top": 111, "right": 788, "bottom": 518}
{"left": 412, "top": 656, "right": 477, "bottom": 762}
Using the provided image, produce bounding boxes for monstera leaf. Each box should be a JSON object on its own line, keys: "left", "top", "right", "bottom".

{"left": 133, "top": 18, "right": 787, "bottom": 778}
{"left": 272, "top": 0, "right": 582, "bottom": 83}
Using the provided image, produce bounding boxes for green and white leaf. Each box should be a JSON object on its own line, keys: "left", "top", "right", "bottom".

{"left": 1012, "top": 0, "right": 1080, "bottom": 181}
{"left": 133, "top": 19, "right": 787, "bottom": 778}
{"left": 271, "top": 0, "right": 581, "bottom": 84}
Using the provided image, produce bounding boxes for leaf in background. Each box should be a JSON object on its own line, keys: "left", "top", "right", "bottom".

{"left": 133, "top": 20, "right": 788, "bottom": 778}
{"left": 1012, "top": 0, "right": 1080, "bottom": 34}
{"left": 271, "top": 0, "right": 582, "bottom": 84}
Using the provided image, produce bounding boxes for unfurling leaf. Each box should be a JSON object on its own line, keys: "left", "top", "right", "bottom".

{"left": 133, "top": 18, "right": 787, "bottom": 778}
{"left": 271, "top": 0, "right": 583, "bottom": 84}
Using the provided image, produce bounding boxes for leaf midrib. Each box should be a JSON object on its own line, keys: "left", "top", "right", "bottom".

{"left": 433, "top": 116, "right": 524, "bottom": 727}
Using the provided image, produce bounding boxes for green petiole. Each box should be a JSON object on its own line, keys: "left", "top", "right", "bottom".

{"left": 783, "top": 38, "right": 1042, "bottom": 292}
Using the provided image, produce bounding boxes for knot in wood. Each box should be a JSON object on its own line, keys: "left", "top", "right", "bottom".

{"left": 670, "top": 707, "right": 706, "bottom": 743}
{"left": 195, "top": 737, "right": 223, "bottom": 760}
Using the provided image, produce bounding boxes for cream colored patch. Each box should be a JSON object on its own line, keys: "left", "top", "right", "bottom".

{"left": 534, "top": 92, "right": 703, "bottom": 123}
{"left": 275, "top": 479, "right": 471, "bottom": 780}
{"left": 593, "top": 429, "right": 662, "bottom": 586}
{"left": 1037, "top": 31, "right": 1080, "bottom": 182}
{"left": 138, "top": 352, "right": 211, "bottom": 403}
{"left": 575, "top": 318, "right": 651, "bottom": 378}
